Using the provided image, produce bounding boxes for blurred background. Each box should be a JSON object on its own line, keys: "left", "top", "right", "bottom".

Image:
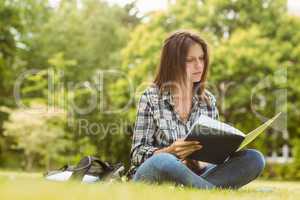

{"left": 0, "top": 0, "right": 299, "bottom": 180}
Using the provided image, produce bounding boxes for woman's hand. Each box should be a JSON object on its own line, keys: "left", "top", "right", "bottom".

{"left": 182, "top": 159, "right": 208, "bottom": 175}
{"left": 155, "top": 138, "right": 202, "bottom": 159}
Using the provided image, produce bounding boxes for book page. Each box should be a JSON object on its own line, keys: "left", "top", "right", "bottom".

{"left": 189, "top": 115, "right": 246, "bottom": 137}
{"left": 236, "top": 112, "right": 281, "bottom": 151}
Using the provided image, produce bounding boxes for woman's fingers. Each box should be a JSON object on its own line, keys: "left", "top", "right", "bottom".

{"left": 181, "top": 159, "right": 188, "bottom": 165}
{"left": 180, "top": 151, "right": 198, "bottom": 159}
{"left": 175, "top": 140, "right": 200, "bottom": 147}
{"left": 174, "top": 144, "right": 202, "bottom": 154}
{"left": 168, "top": 139, "right": 202, "bottom": 156}
{"left": 176, "top": 145, "right": 202, "bottom": 159}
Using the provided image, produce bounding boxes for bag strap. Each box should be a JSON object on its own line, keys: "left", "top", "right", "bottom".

{"left": 72, "top": 156, "right": 110, "bottom": 171}
{"left": 71, "top": 156, "right": 113, "bottom": 180}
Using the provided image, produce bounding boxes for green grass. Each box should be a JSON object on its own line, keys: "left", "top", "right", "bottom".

{"left": 0, "top": 170, "right": 299, "bottom": 200}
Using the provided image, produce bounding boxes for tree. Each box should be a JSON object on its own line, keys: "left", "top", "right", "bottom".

{"left": 3, "top": 106, "right": 69, "bottom": 170}
{"left": 119, "top": 0, "right": 300, "bottom": 178}
{"left": 0, "top": 0, "right": 140, "bottom": 169}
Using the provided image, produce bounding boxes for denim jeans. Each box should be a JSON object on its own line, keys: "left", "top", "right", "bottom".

{"left": 132, "top": 149, "right": 265, "bottom": 189}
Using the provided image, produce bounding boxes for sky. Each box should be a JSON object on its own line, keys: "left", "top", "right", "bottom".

{"left": 288, "top": 0, "right": 300, "bottom": 16}
{"left": 49, "top": 0, "right": 300, "bottom": 16}
{"left": 108, "top": 0, "right": 300, "bottom": 15}
{"left": 108, "top": 0, "right": 168, "bottom": 14}
{"left": 48, "top": 0, "right": 169, "bottom": 14}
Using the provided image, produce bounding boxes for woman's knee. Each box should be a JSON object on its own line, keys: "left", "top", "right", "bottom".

{"left": 243, "top": 149, "right": 265, "bottom": 175}
{"left": 137, "top": 153, "right": 178, "bottom": 172}
{"left": 145, "top": 153, "right": 180, "bottom": 174}
{"left": 149, "top": 153, "right": 178, "bottom": 166}
{"left": 133, "top": 153, "right": 179, "bottom": 182}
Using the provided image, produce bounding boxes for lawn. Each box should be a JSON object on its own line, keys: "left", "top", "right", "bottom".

{"left": 0, "top": 170, "right": 299, "bottom": 200}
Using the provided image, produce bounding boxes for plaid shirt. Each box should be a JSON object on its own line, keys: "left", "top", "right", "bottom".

{"left": 127, "top": 83, "right": 219, "bottom": 179}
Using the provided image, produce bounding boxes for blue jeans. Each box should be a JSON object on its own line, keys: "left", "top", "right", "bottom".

{"left": 132, "top": 149, "right": 265, "bottom": 189}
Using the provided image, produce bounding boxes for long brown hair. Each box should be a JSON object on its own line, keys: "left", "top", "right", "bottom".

{"left": 154, "top": 30, "right": 209, "bottom": 100}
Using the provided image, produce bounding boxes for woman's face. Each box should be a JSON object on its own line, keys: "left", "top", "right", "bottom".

{"left": 185, "top": 43, "right": 205, "bottom": 83}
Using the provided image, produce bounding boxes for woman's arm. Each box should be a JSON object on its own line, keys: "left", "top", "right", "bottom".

{"left": 130, "top": 92, "right": 202, "bottom": 166}
{"left": 154, "top": 139, "right": 202, "bottom": 159}
{"left": 130, "top": 93, "right": 159, "bottom": 166}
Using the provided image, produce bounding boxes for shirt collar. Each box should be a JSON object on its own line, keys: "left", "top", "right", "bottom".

{"left": 161, "top": 82, "right": 203, "bottom": 107}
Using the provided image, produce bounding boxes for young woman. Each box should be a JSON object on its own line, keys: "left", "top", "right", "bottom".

{"left": 127, "top": 30, "right": 265, "bottom": 189}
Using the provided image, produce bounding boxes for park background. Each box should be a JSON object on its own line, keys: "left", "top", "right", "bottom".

{"left": 0, "top": 0, "right": 300, "bottom": 182}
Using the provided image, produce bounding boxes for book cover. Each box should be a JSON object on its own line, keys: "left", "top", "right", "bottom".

{"left": 184, "top": 113, "right": 281, "bottom": 164}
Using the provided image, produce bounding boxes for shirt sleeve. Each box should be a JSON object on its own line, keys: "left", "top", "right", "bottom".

{"left": 130, "top": 92, "right": 159, "bottom": 167}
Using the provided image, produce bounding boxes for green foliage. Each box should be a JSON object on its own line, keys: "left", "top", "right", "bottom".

{"left": 2, "top": 105, "right": 69, "bottom": 170}
{"left": 0, "top": 0, "right": 299, "bottom": 180}
{"left": 0, "top": 0, "right": 22, "bottom": 105}
{"left": 120, "top": 0, "right": 300, "bottom": 178}
{"left": 0, "top": 0, "right": 138, "bottom": 170}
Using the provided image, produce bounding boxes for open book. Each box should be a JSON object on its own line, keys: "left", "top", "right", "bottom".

{"left": 184, "top": 112, "right": 281, "bottom": 164}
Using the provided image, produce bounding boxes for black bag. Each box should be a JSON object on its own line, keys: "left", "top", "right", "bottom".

{"left": 44, "top": 156, "right": 125, "bottom": 183}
